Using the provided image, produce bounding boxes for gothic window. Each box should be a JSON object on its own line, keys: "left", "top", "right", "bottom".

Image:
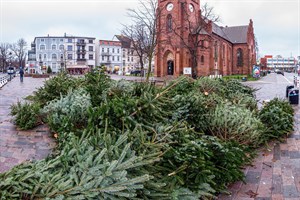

{"left": 237, "top": 48, "right": 243, "bottom": 67}
{"left": 214, "top": 41, "right": 218, "bottom": 62}
{"left": 167, "top": 14, "right": 172, "bottom": 32}
{"left": 201, "top": 55, "right": 204, "bottom": 64}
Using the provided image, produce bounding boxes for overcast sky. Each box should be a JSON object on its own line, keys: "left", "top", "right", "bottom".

{"left": 0, "top": 0, "right": 299, "bottom": 58}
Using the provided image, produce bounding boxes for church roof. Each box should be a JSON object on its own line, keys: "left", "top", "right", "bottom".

{"left": 212, "top": 23, "right": 249, "bottom": 44}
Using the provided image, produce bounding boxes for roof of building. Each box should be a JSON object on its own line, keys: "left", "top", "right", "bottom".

{"left": 99, "top": 40, "right": 122, "bottom": 46}
{"left": 212, "top": 23, "right": 249, "bottom": 44}
{"left": 33, "top": 35, "right": 96, "bottom": 42}
{"left": 115, "top": 35, "right": 132, "bottom": 48}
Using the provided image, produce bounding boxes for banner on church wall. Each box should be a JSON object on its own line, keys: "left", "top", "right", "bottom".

{"left": 183, "top": 67, "right": 192, "bottom": 75}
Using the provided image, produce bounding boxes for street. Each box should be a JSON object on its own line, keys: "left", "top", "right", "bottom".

{"left": 245, "top": 72, "right": 298, "bottom": 107}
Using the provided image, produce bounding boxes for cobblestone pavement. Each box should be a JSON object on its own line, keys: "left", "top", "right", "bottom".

{"left": 0, "top": 77, "right": 55, "bottom": 173}
{"left": 219, "top": 73, "right": 300, "bottom": 200}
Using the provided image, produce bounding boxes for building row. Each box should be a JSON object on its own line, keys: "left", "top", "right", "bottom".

{"left": 260, "top": 55, "right": 298, "bottom": 71}
{"left": 27, "top": 34, "right": 140, "bottom": 74}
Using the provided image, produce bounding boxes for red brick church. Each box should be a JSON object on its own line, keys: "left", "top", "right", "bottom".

{"left": 155, "top": 0, "right": 257, "bottom": 77}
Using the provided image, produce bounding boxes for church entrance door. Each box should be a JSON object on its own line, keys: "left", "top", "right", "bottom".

{"left": 167, "top": 60, "right": 174, "bottom": 75}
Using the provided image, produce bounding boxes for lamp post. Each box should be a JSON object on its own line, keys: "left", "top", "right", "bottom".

{"left": 7, "top": 63, "right": 13, "bottom": 81}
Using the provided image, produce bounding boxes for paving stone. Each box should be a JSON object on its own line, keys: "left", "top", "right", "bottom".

{"left": 281, "top": 150, "right": 289, "bottom": 157}
{"left": 245, "top": 171, "right": 261, "bottom": 184}
{"left": 283, "top": 185, "right": 299, "bottom": 198}
{"left": 289, "top": 151, "right": 300, "bottom": 159}
{"left": 288, "top": 135, "right": 300, "bottom": 139}
{"left": 273, "top": 144, "right": 281, "bottom": 160}
{"left": 271, "top": 194, "right": 284, "bottom": 200}
{"left": 272, "top": 174, "right": 282, "bottom": 194}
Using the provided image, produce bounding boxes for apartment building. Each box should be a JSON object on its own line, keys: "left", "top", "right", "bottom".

{"left": 97, "top": 40, "right": 122, "bottom": 73}
{"left": 115, "top": 35, "right": 140, "bottom": 72}
{"left": 265, "top": 55, "right": 297, "bottom": 71}
{"left": 27, "top": 34, "right": 96, "bottom": 74}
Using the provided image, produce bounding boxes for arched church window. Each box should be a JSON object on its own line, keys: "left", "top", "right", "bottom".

{"left": 201, "top": 55, "right": 204, "bottom": 63}
{"left": 237, "top": 48, "right": 243, "bottom": 67}
{"left": 214, "top": 41, "right": 218, "bottom": 62}
{"left": 167, "top": 14, "right": 172, "bottom": 32}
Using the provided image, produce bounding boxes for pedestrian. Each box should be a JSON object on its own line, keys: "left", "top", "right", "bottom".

{"left": 19, "top": 67, "right": 24, "bottom": 82}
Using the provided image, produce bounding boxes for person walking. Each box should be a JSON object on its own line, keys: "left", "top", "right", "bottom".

{"left": 19, "top": 67, "right": 24, "bottom": 82}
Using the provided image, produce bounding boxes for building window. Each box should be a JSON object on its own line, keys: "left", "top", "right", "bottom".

{"left": 89, "top": 46, "right": 93, "bottom": 51}
{"left": 127, "top": 57, "right": 130, "bottom": 62}
{"left": 52, "top": 63, "right": 56, "bottom": 68}
{"left": 112, "top": 56, "right": 115, "bottom": 61}
{"left": 52, "top": 54, "right": 57, "bottom": 60}
{"left": 102, "top": 48, "right": 104, "bottom": 53}
{"left": 237, "top": 48, "right": 243, "bottom": 67}
{"left": 167, "top": 14, "right": 172, "bottom": 32}
{"left": 107, "top": 48, "right": 110, "bottom": 53}
{"left": 67, "top": 45, "right": 73, "bottom": 51}
{"left": 52, "top": 45, "right": 56, "bottom": 50}
{"left": 40, "top": 45, "right": 45, "bottom": 50}
{"left": 117, "top": 49, "right": 120, "bottom": 54}
{"left": 89, "top": 39, "right": 93, "bottom": 44}
{"left": 60, "top": 54, "right": 63, "bottom": 59}
{"left": 68, "top": 54, "right": 72, "bottom": 60}
{"left": 201, "top": 55, "right": 204, "bottom": 64}
{"left": 131, "top": 57, "right": 133, "bottom": 62}
{"left": 39, "top": 54, "right": 42, "bottom": 60}
{"left": 68, "top": 38, "right": 72, "bottom": 43}
{"left": 44, "top": 54, "right": 47, "bottom": 59}
{"left": 214, "top": 41, "right": 218, "bottom": 62}
{"left": 112, "top": 48, "right": 115, "bottom": 53}
{"left": 60, "top": 39, "right": 63, "bottom": 42}
{"left": 102, "top": 56, "right": 104, "bottom": 61}
{"left": 118, "top": 56, "right": 120, "bottom": 61}
{"left": 41, "top": 39, "right": 45, "bottom": 42}
{"left": 89, "top": 54, "right": 93, "bottom": 60}
{"left": 59, "top": 45, "right": 64, "bottom": 50}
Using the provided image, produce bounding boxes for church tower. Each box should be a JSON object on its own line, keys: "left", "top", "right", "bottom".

{"left": 155, "top": 0, "right": 201, "bottom": 77}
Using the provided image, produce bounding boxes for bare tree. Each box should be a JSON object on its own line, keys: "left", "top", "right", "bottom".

{"left": 122, "top": 0, "right": 160, "bottom": 81}
{"left": 11, "top": 38, "right": 27, "bottom": 68}
{"left": 59, "top": 48, "right": 68, "bottom": 72}
{"left": 122, "top": 24, "right": 147, "bottom": 75}
{"left": 0, "top": 43, "right": 13, "bottom": 72}
{"left": 169, "top": 2, "right": 220, "bottom": 78}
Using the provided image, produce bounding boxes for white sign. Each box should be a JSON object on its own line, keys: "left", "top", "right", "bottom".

{"left": 183, "top": 67, "right": 192, "bottom": 75}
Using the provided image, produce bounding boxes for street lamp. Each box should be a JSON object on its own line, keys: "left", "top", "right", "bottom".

{"left": 7, "top": 63, "right": 13, "bottom": 81}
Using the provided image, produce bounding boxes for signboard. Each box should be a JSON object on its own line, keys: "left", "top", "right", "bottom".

{"left": 253, "top": 65, "right": 260, "bottom": 78}
{"left": 183, "top": 67, "right": 192, "bottom": 75}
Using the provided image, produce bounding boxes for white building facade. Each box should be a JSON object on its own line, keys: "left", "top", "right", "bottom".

{"left": 97, "top": 40, "right": 122, "bottom": 73}
{"left": 267, "top": 56, "right": 297, "bottom": 71}
{"left": 27, "top": 34, "right": 96, "bottom": 74}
